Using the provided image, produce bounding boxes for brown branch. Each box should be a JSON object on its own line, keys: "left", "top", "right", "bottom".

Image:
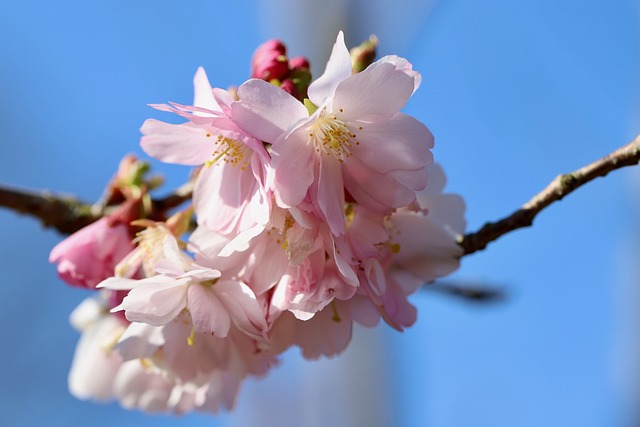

{"left": 0, "top": 186, "right": 99, "bottom": 234}
{"left": 0, "top": 181, "right": 194, "bottom": 235}
{"left": 152, "top": 181, "right": 194, "bottom": 212}
{"left": 460, "top": 135, "right": 640, "bottom": 256}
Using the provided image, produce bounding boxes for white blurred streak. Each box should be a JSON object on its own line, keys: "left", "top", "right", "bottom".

{"left": 224, "top": 2, "right": 437, "bottom": 425}
{"left": 226, "top": 326, "right": 393, "bottom": 427}
{"left": 258, "top": 0, "right": 436, "bottom": 76}
{"left": 615, "top": 167, "right": 640, "bottom": 426}
{"left": 258, "top": 0, "right": 349, "bottom": 76}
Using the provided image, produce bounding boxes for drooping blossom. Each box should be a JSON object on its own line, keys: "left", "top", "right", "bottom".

{"left": 49, "top": 208, "right": 135, "bottom": 289}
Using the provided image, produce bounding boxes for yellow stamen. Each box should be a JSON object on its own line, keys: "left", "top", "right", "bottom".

{"left": 308, "top": 107, "right": 363, "bottom": 162}
{"left": 187, "top": 327, "right": 196, "bottom": 347}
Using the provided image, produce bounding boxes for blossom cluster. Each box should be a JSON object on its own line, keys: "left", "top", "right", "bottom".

{"left": 49, "top": 32, "right": 465, "bottom": 413}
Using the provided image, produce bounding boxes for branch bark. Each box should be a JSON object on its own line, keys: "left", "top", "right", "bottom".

{"left": 459, "top": 135, "right": 640, "bottom": 256}
{"left": 0, "top": 186, "right": 99, "bottom": 234}
{"left": 0, "top": 182, "right": 194, "bottom": 235}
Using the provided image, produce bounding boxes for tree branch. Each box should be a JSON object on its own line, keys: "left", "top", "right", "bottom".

{"left": 0, "top": 181, "right": 194, "bottom": 235}
{"left": 459, "top": 135, "right": 640, "bottom": 256}
{"left": 0, "top": 186, "right": 99, "bottom": 234}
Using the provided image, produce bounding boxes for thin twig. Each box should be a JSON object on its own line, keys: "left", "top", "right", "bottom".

{"left": 424, "top": 281, "right": 505, "bottom": 302}
{"left": 459, "top": 135, "right": 640, "bottom": 256}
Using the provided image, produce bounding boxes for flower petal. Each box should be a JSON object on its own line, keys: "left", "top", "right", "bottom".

{"left": 187, "top": 284, "right": 231, "bottom": 337}
{"left": 193, "top": 67, "right": 220, "bottom": 111}
{"left": 351, "top": 113, "right": 434, "bottom": 173}
{"left": 315, "top": 156, "right": 346, "bottom": 236}
{"left": 332, "top": 61, "right": 416, "bottom": 122}
{"left": 140, "top": 119, "right": 214, "bottom": 166}
{"left": 213, "top": 280, "right": 268, "bottom": 341}
{"left": 343, "top": 155, "right": 418, "bottom": 210}
{"left": 233, "top": 79, "right": 308, "bottom": 143}
{"left": 307, "top": 31, "right": 352, "bottom": 107}
{"left": 271, "top": 127, "right": 316, "bottom": 207}
{"left": 115, "top": 276, "right": 189, "bottom": 326}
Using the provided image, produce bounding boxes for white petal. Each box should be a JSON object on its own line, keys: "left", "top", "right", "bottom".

{"left": 307, "top": 31, "right": 352, "bottom": 106}
{"left": 233, "top": 79, "right": 308, "bottom": 143}
{"left": 140, "top": 119, "right": 215, "bottom": 165}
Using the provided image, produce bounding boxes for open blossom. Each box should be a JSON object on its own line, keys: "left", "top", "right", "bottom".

{"left": 232, "top": 31, "right": 434, "bottom": 236}
{"left": 100, "top": 233, "right": 268, "bottom": 341}
{"left": 140, "top": 67, "right": 271, "bottom": 235}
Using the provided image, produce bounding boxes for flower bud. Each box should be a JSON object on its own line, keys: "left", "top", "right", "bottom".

{"left": 49, "top": 200, "right": 139, "bottom": 289}
{"left": 350, "top": 35, "right": 378, "bottom": 73}
{"left": 251, "top": 39, "right": 290, "bottom": 81}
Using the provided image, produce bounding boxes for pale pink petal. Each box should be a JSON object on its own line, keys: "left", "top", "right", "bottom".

{"left": 420, "top": 163, "right": 447, "bottom": 195}
{"left": 387, "top": 168, "right": 429, "bottom": 192}
{"left": 347, "top": 207, "right": 387, "bottom": 259}
{"left": 351, "top": 113, "right": 434, "bottom": 173}
{"left": 68, "top": 315, "right": 124, "bottom": 401}
{"left": 315, "top": 156, "right": 346, "bottom": 236}
{"left": 294, "top": 301, "right": 353, "bottom": 359}
{"left": 218, "top": 224, "right": 265, "bottom": 257}
{"left": 307, "top": 31, "right": 352, "bottom": 107}
{"left": 331, "top": 237, "right": 359, "bottom": 287}
{"left": 364, "top": 259, "right": 387, "bottom": 297}
{"left": 187, "top": 285, "right": 231, "bottom": 337}
{"left": 140, "top": 119, "right": 215, "bottom": 166}
{"left": 392, "top": 212, "right": 463, "bottom": 282}
{"left": 418, "top": 193, "right": 467, "bottom": 237}
{"left": 343, "top": 155, "right": 418, "bottom": 210}
{"left": 271, "top": 127, "right": 316, "bottom": 207}
{"left": 116, "top": 322, "right": 165, "bottom": 361}
{"left": 193, "top": 163, "right": 256, "bottom": 234}
{"left": 332, "top": 61, "right": 416, "bottom": 122}
{"left": 115, "top": 277, "right": 189, "bottom": 326}
{"left": 193, "top": 67, "right": 220, "bottom": 111}
{"left": 347, "top": 295, "right": 381, "bottom": 328}
{"left": 213, "top": 280, "right": 268, "bottom": 341}
{"left": 233, "top": 79, "right": 308, "bottom": 143}
{"left": 97, "top": 276, "right": 139, "bottom": 291}
{"left": 366, "top": 55, "right": 422, "bottom": 94}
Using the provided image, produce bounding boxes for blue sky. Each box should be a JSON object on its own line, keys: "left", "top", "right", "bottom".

{"left": 1, "top": 1, "right": 639, "bottom": 426}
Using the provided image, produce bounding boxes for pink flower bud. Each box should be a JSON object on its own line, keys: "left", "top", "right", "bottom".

{"left": 49, "top": 214, "right": 135, "bottom": 289}
{"left": 251, "top": 39, "right": 290, "bottom": 81}
{"left": 279, "top": 79, "right": 299, "bottom": 99}
{"left": 288, "top": 56, "right": 310, "bottom": 71}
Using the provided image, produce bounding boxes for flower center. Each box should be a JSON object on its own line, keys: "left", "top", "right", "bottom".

{"left": 308, "top": 108, "right": 360, "bottom": 162}
{"left": 205, "top": 134, "right": 250, "bottom": 170}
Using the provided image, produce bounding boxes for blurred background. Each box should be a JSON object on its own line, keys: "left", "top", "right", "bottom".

{"left": 1, "top": 0, "right": 639, "bottom": 426}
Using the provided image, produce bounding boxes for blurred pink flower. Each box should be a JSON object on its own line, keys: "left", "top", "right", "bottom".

{"left": 49, "top": 216, "right": 134, "bottom": 289}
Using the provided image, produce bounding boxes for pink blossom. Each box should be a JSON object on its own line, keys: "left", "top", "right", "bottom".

{"left": 140, "top": 67, "right": 271, "bottom": 235}
{"left": 100, "top": 234, "right": 268, "bottom": 342}
{"left": 233, "top": 31, "right": 434, "bottom": 236}
{"left": 49, "top": 215, "right": 134, "bottom": 289}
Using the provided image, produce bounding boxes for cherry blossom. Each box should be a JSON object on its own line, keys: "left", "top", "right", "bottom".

{"left": 233, "top": 31, "right": 434, "bottom": 236}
